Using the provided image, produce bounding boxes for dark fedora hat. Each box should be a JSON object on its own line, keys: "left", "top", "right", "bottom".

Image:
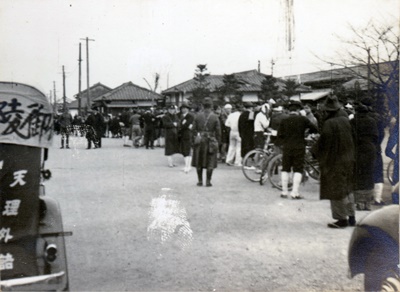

{"left": 322, "top": 95, "right": 341, "bottom": 111}
{"left": 202, "top": 97, "right": 213, "bottom": 107}
{"left": 243, "top": 101, "right": 254, "bottom": 108}
{"left": 287, "top": 100, "right": 303, "bottom": 111}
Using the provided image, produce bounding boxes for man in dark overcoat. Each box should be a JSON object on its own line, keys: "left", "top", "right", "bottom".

{"left": 191, "top": 98, "right": 221, "bottom": 187}
{"left": 350, "top": 103, "right": 378, "bottom": 210}
{"left": 312, "top": 95, "right": 355, "bottom": 228}
{"left": 162, "top": 105, "right": 180, "bottom": 167}
{"left": 143, "top": 109, "right": 156, "bottom": 149}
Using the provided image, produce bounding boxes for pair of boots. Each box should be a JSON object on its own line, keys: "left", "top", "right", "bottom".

{"left": 328, "top": 216, "right": 356, "bottom": 228}
{"left": 281, "top": 172, "right": 303, "bottom": 199}
{"left": 61, "top": 138, "right": 69, "bottom": 149}
{"left": 197, "top": 168, "right": 213, "bottom": 187}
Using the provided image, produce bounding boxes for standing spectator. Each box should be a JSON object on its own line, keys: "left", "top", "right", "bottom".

{"left": 143, "top": 108, "right": 157, "bottom": 149}
{"left": 162, "top": 105, "right": 180, "bottom": 167}
{"left": 385, "top": 119, "right": 399, "bottom": 204}
{"left": 179, "top": 102, "right": 195, "bottom": 173}
{"left": 109, "top": 114, "right": 122, "bottom": 138}
{"left": 120, "top": 108, "right": 132, "bottom": 147}
{"left": 239, "top": 102, "right": 255, "bottom": 157}
{"left": 312, "top": 95, "right": 355, "bottom": 228}
{"left": 103, "top": 113, "right": 111, "bottom": 138}
{"left": 359, "top": 96, "right": 387, "bottom": 205}
{"left": 253, "top": 103, "right": 270, "bottom": 149}
{"left": 129, "top": 109, "right": 142, "bottom": 148}
{"left": 219, "top": 103, "right": 232, "bottom": 162}
{"left": 277, "top": 101, "right": 318, "bottom": 199}
{"left": 58, "top": 107, "right": 73, "bottom": 149}
{"left": 269, "top": 104, "right": 288, "bottom": 152}
{"left": 191, "top": 98, "right": 221, "bottom": 187}
{"left": 86, "top": 107, "right": 105, "bottom": 149}
{"left": 350, "top": 103, "right": 378, "bottom": 210}
{"left": 225, "top": 106, "right": 242, "bottom": 166}
{"left": 72, "top": 114, "right": 83, "bottom": 136}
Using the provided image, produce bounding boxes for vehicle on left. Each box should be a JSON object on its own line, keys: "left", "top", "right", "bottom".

{"left": 0, "top": 82, "right": 71, "bottom": 291}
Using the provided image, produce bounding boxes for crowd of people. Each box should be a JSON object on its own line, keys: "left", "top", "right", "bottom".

{"left": 55, "top": 95, "right": 398, "bottom": 229}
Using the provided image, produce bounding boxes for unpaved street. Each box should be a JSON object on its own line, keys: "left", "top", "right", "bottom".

{"left": 45, "top": 136, "right": 392, "bottom": 291}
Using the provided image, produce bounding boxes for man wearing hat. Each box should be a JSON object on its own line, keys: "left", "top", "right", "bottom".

{"left": 179, "top": 102, "right": 194, "bottom": 172}
{"left": 143, "top": 108, "right": 157, "bottom": 149}
{"left": 162, "top": 105, "right": 180, "bottom": 166}
{"left": 312, "top": 95, "right": 355, "bottom": 228}
{"left": 85, "top": 106, "right": 105, "bottom": 149}
{"left": 191, "top": 97, "right": 221, "bottom": 186}
{"left": 58, "top": 107, "right": 73, "bottom": 149}
{"left": 277, "top": 100, "right": 318, "bottom": 199}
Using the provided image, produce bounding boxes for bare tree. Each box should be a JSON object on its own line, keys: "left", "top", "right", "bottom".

{"left": 325, "top": 19, "right": 399, "bottom": 117}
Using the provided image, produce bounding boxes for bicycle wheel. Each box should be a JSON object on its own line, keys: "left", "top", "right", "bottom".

{"left": 267, "top": 154, "right": 292, "bottom": 191}
{"left": 305, "top": 158, "right": 320, "bottom": 181}
{"left": 242, "top": 149, "right": 267, "bottom": 182}
{"left": 259, "top": 153, "right": 275, "bottom": 185}
{"left": 387, "top": 159, "right": 394, "bottom": 185}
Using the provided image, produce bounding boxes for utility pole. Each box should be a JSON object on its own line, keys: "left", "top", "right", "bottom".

{"left": 78, "top": 42, "right": 82, "bottom": 116}
{"left": 62, "top": 66, "right": 66, "bottom": 110}
{"left": 258, "top": 60, "right": 260, "bottom": 73}
{"left": 80, "top": 37, "right": 95, "bottom": 112}
{"left": 53, "top": 81, "right": 57, "bottom": 114}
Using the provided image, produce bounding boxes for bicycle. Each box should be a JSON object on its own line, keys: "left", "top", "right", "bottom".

{"left": 265, "top": 136, "right": 320, "bottom": 191}
{"left": 242, "top": 132, "right": 275, "bottom": 182}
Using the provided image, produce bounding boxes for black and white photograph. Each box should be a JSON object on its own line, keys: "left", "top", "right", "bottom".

{"left": 0, "top": 0, "right": 399, "bottom": 291}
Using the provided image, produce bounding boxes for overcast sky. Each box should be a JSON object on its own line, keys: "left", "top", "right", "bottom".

{"left": 0, "top": 0, "right": 398, "bottom": 101}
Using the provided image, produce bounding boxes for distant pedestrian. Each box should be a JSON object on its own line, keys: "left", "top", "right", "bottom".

{"left": 179, "top": 102, "right": 194, "bottom": 173}
{"left": 121, "top": 108, "right": 132, "bottom": 147}
{"left": 385, "top": 119, "right": 399, "bottom": 204}
{"left": 312, "top": 95, "right": 355, "bottom": 228}
{"left": 143, "top": 109, "right": 157, "bottom": 149}
{"left": 277, "top": 101, "right": 318, "bottom": 199}
{"left": 162, "top": 105, "right": 180, "bottom": 167}
{"left": 85, "top": 107, "right": 105, "bottom": 149}
{"left": 58, "top": 107, "right": 73, "bottom": 149}
{"left": 225, "top": 106, "right": 242, "bottom": 166}
{"left": 129, "top": 109, "right": 142, "bottom": 148}
{"left": 192, "top": 98, "right": 221, "bottom": 187}
{"left": 219, "top": 103, "right": 232, "bottom": 161}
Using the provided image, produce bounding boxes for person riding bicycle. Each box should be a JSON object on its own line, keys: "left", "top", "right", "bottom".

{"left": 277, "top": 101, "right": 318, "bottom": 199}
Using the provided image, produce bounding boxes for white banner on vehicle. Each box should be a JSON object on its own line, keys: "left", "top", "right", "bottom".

{"left": 0, "top": 82, "right": 53, "bottom": 148}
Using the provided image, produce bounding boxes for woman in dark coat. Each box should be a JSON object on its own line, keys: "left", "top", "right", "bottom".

{"left": 162, "top": 105, "right": 180, "bottom": 167}
{"left": 179, "top": 102, "right": 195, "bottom": 173}
{"left": 312, "top": 95, "right": 355, "bottom": 228}
{"left": 350, "top": 104, "right": 379, "bottom": 210}
{"left": 191, "top": 98, "right": 221, "bottom": 187}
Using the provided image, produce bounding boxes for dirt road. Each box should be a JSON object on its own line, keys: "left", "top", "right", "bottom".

{"left": 45, "top": 136, "right": 392, "bottom": 291}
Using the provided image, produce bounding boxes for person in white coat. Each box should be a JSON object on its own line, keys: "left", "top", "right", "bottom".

{"left": 253, "top": 103, "right": 270, "bottom": 149}
{"left": 225, "top": 106, "right": 242, "bottom": 166}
